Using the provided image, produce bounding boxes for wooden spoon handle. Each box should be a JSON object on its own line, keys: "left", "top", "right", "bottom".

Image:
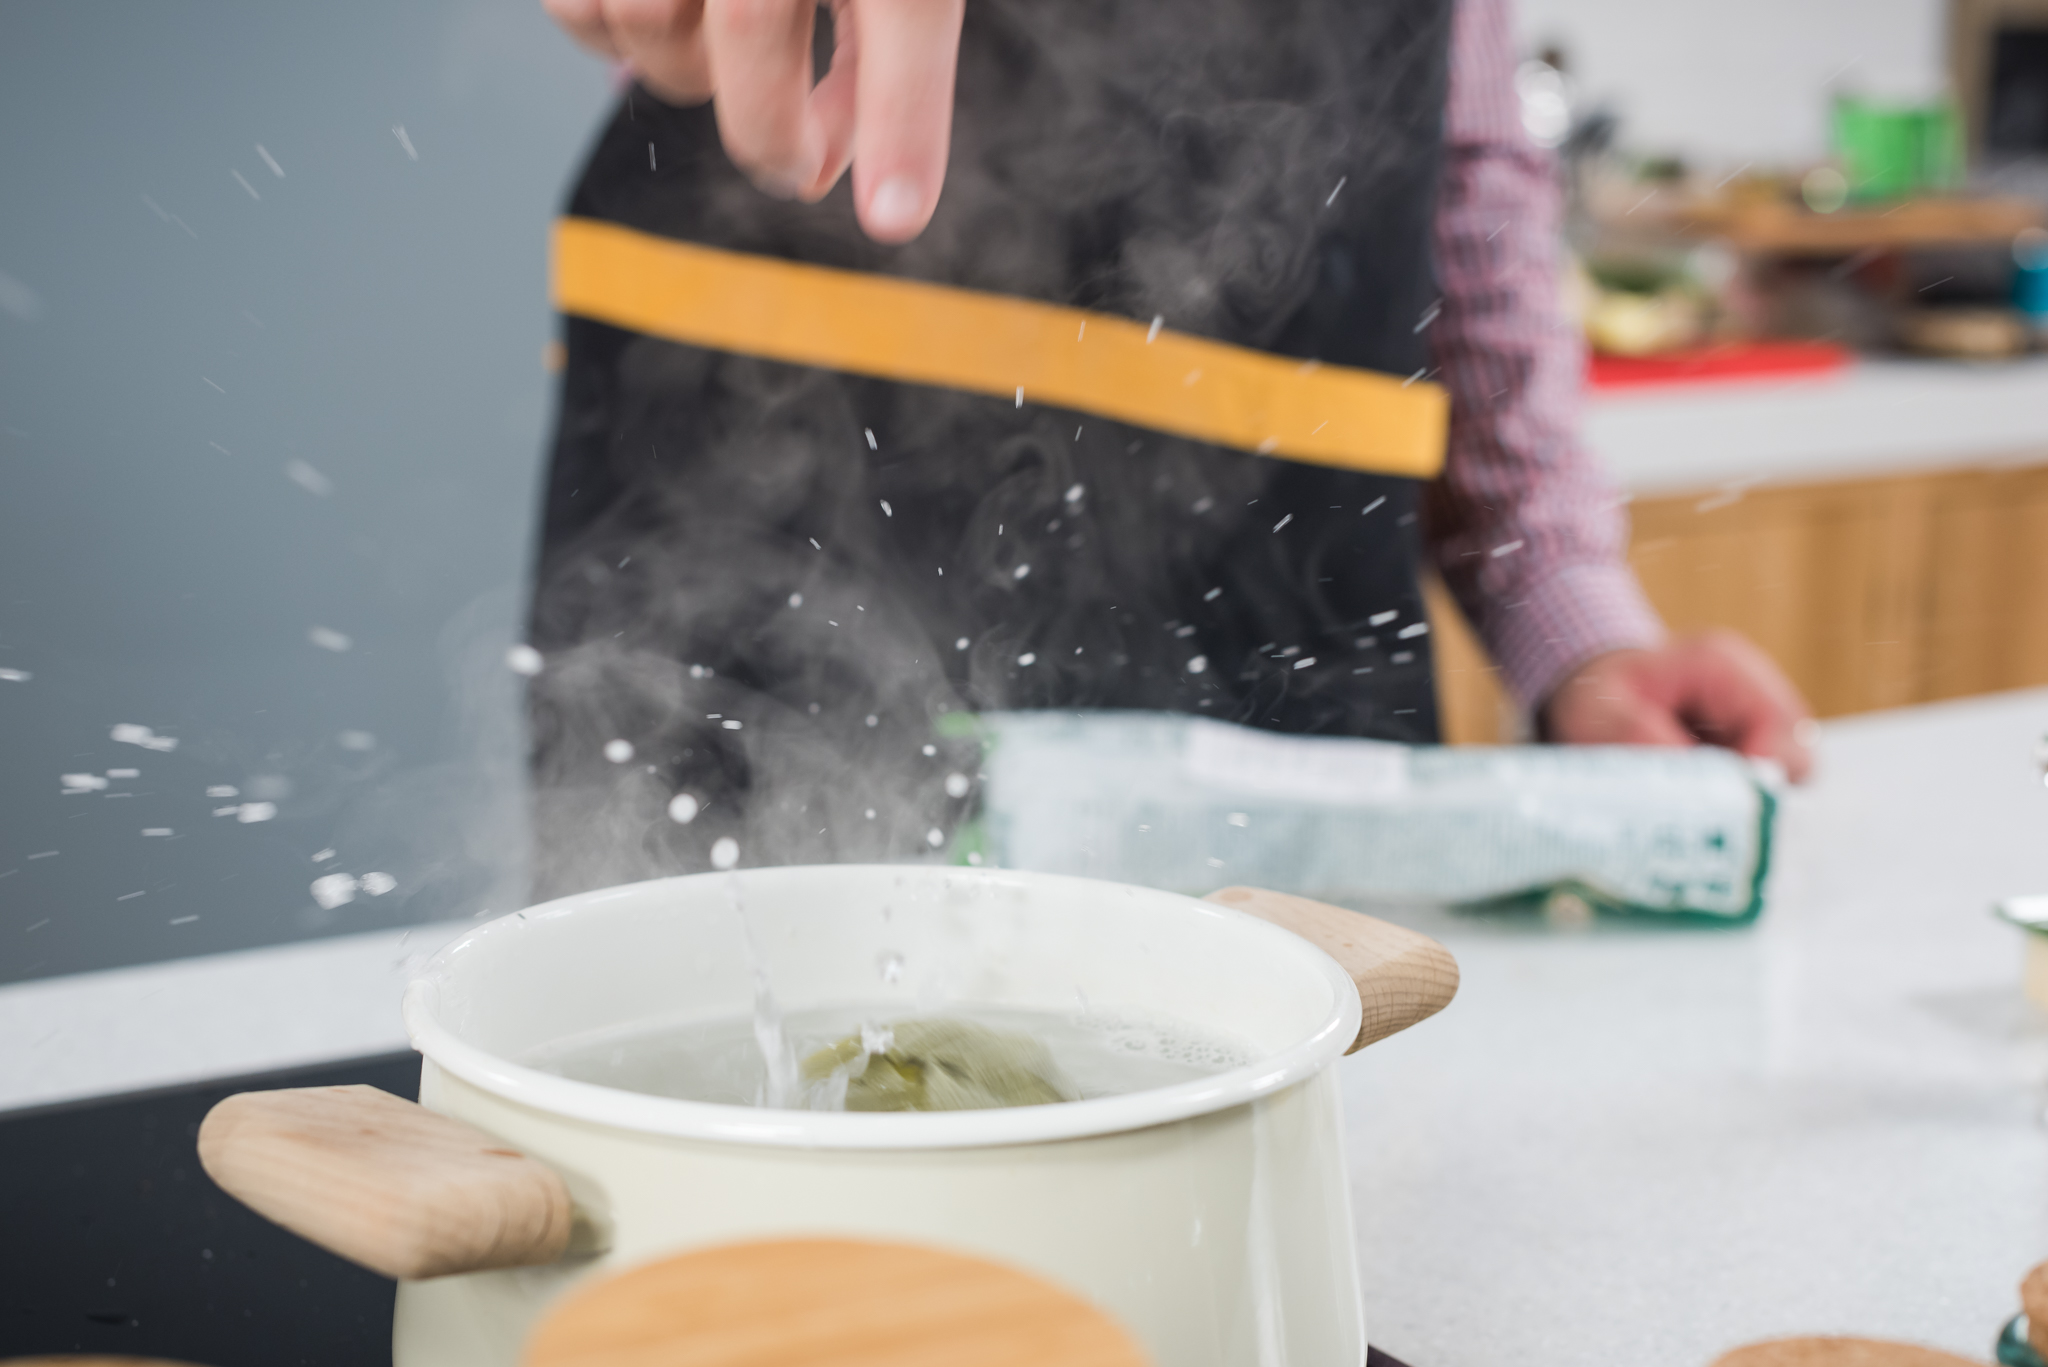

{"left": 1205, "top": 887, "right": 1459, "bottom": 1053}
{"left": 197, "top": 1084, "right": 574, "bottom": 1280}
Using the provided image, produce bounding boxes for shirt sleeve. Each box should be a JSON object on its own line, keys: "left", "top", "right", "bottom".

{"left": 1422, "top": 0, "right": 1667, "bottom": 714}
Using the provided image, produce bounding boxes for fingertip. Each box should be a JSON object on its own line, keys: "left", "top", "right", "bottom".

{"left": 862, "top": 174, "right": 930, "bottom": 241}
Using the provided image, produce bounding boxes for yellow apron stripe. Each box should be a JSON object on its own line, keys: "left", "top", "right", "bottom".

{"left": 552, "top": 216, "right": 1449, "bottom": 480}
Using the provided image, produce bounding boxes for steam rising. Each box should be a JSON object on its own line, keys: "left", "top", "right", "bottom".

{"left": 525, "top": 0, "right": 1447, "bottom": 900}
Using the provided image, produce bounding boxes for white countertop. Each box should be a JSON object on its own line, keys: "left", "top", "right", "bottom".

{"left": 1589, "top": 355, "right": 2048, "bottom": 496}
{"left": 1344, "top": 686, "right": 2048, "bottom": 1366}
{"left": 7, "top": 690, "right": 2047, "bottom": 1366}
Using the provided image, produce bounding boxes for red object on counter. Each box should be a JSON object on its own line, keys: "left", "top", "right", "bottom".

{"left": 1587, "top": 340, "right": 1854, "bottom": 390}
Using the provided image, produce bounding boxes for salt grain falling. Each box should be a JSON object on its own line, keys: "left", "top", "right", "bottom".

{"left": 1013, "top": 564, "right": 1030, "bottom": 580}
{"left": 1293, "top": 657, "right": 1317, "bottom": 670}
{"left": 0, "top": 668, "right": 28, "bottom": 682}
{"left": 308, "top": 626, "right": 352, "bottom": 652}
{"left": 1362, "top": 496, "right": 1387, "bottom": 516}
{"left": 1227, "top": 812, "right": 1250, "bottom": 827}
{"left": 1370, "top": 610, "right": 1399, "bottom": 626}
{"left": 877, "top": 950, "right": 904, "bottom": 983}
{"left": 604, "top": 739, "right": 634, "bottom": 763}
{"left": 206, "top": 785, "right": 239, "bottom": 798}
{"left": 925, "top": 827, "right": 944, "bottom": 848}
{"left": 142, "top": 828, "right": 173, "bottom": 837}
{"left": 256, "top": 144, "right": 284, "bottom": 177}
{"left": 61, "top": 774, "right": 108, "bottom": 794}
{"left": 108, "top": 769, "right": 139, "bottom": 779}
{"left": 1186, "top": 655, "right": 1208, "bottom": 674}
{"left": 506, "top": 644, "right": 544, "bottom": 676}
{"left": 1065, "top": 483, "right": 1084, "bottom": 503}
{"left": 721, "top": 719, "right": 742, "bottom": 730}
{"left": 236, "top": 802, "right": 276, "bottom": 823}
{"left": 710, "top": 836, "right": 740, "bottom": 871}
{"left": 1203, "top": 587, "right": 1222, "bottom": 601}
{"left": 1272, "top": 514, "right": 1293, "bottom": 533}
{"left": 391, "top": 124, "right": 418, "bottom": 160}
{"left": 1147, "top": 315, "right": 1163, "bottom": 342}
{"left": 880, "top": 500, "right": 893, "bottom": 517}
{"left": 1326, "top": 176, "right": 1347, "bottom": 206}
{"left": 945, "top": 772, "right": 971, "bottom": 798}
{"left": 955, "top": 637, "right": 970, "bottom": 651}
{"left": 864, "top": 428, "right": 878, "bottom": 450}
{"left": 231, "top": 168, "right": 261, "bottom": 201}
{"left": 788, "top": 592, "right": 802, "bottom": 607}
{"left": 668, "top": 793, "right": 700, "bottom": 824}
{"left": 360, "top": 872, "right": 397, "bottom": 896}
{"left": 311, "top": 873, "right": 357, "bottom": 909}
{"left": 312, "top": 848, "right": 336, "bottom": 862}
{"left": 337, "top": 731, "right": 375, "bottom": 751}
{"left": 921, "top": 744, "right": 937, "bottom": 756}
{"left": 1015, "top": 386, "right": 1024, "bottom": 407}
{"left": 865, "top": 714, "right": 879, "bottom": 727}
{"left": 285, "top": 460, "right": 333, "bottom": 496}
{"left": 111, "top": 723, "right": 177, "bottom": 752}
{"left": 1017, "top": 652, "right": 1037, "bottom": 666}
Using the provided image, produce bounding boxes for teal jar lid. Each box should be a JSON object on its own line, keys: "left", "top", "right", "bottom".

{"left": 2000, "top": 1314, "right": 2045, "bottom": 1367}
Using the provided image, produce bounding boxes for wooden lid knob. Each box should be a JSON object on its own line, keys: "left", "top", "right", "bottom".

{"left": 1710, "top": 1339, "right": 1987, "bottom": 1367}
{"left": 521, "top": 1238, "right": 1152, "bottom": 1367}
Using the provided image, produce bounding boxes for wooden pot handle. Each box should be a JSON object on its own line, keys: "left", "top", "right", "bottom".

{"left": 197, "top": 1084, "right": 575, "bottom": 1281}
{"left": 1205, "top": 887, "right": 1459, "bottom": 1053}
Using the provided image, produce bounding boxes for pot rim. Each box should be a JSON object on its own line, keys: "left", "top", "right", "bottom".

{"left": 402, "top": 866, "right": 1361, "bottom": 1150}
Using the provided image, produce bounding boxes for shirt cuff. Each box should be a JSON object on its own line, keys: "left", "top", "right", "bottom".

{"left": 1483, "top": 561, "right": 1669, "bottom": 713}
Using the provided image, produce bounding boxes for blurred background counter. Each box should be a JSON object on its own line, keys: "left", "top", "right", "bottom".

{"left": 1433, "top": 352, "right": 2048, "bottom": 742}
{"left": 1434, "top": 0, "right": 2048, "bottom": 743}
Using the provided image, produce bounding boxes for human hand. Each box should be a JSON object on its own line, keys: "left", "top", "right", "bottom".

{"left": 542, "top": 0, "right": 963, "bottom": 242}
{"left": 1541, "top": 631, "right": 1815, "bottom": 782}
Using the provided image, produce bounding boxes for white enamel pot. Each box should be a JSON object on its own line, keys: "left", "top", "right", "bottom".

{"left": 199, "top": 866, "right": 1457, "bottom": 1366}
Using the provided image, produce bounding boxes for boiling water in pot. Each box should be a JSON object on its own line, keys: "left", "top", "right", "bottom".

{"left": 524, "top": 1006, "right": 1254, "bottom": 1112}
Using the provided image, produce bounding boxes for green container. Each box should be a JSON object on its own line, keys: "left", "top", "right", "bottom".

{"left": 1831, "top": 96, "right": 1961, "bottom": 201}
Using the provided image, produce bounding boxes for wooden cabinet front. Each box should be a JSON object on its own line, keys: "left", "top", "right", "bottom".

{"left": 1429, "top": 455, "right": 2048, "bottom": 743}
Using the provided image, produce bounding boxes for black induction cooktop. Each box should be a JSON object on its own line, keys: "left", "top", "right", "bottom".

{"left": 0, "top": 1053, "right": 1416, "bottom": 1366}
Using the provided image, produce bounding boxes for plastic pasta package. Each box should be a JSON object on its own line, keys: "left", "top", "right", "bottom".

{"left": 966, "top": 711, "right": 1777, "bottom": 921}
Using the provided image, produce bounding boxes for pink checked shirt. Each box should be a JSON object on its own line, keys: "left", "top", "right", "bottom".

{"left": 1426, "top": 0, "right": 1667, "bottom": 710}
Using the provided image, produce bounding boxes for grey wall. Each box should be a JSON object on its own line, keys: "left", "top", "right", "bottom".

{"left": 0, "top": 2, "right": 613, "bottom": 983}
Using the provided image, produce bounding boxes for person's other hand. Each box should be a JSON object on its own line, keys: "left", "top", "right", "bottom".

{"left": 1541, "top": 631, "right": 1815, "bottom": 781}
{"left": 542, "top": 0, "right": 963, "bottom": 242}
